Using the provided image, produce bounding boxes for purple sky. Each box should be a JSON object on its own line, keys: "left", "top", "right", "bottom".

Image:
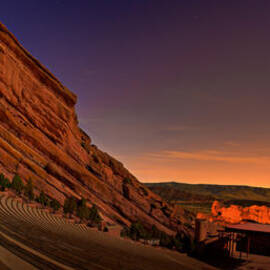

{"left": 2, "top": 1, "right": 270, "bottom": 186}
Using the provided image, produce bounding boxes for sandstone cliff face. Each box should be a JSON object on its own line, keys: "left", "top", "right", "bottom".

{"left": 0, "top": 22, "right": 190, "bottom": 235}
{"left": 202, "top": 200, "right": 270, "bottom": 224}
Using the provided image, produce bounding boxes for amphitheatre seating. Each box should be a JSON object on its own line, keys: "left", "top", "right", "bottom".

{"left": 0, "top": 194, "right": 218, "bottom": 270}
{"left": 0, "top": 195, "right": 90, "bottom": 237}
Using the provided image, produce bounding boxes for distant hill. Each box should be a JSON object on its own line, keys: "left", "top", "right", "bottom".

{"left": 145, "top": 182, "right": 270, "bottom": 207}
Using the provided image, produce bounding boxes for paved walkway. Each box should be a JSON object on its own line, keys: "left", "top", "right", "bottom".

{"left": 0, "top": 244, "right": 38, "bottom": 270}
{"left": 234, "top": 252, "right": 270, "bottom": 270}
{"left": 0, "top": 230, "right": 74, "bottom": 270}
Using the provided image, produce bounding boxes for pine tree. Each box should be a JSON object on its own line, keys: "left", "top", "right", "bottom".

{"left": 63, "top": 197, "right": 77, "bottom": 218}
{"left": 11, "top": 174, "right": 24, "bottom": 195}
{"left": 37, "top": 190, "right": 49, "bottom": 207}
{"left": 129, "top": 221, "right": 146, "bottom": 241}
{"left": 2, "top": 177, "right": 10, "bottom": 191}
{"left": 76, "top": 197, "right": 89, "bottom": 222}
{"left": 0, "top": 174, "right": 9, "bottom": 191}
{"left": 24, "top": 178, "right": 34, "bottom": 201}
{"left": 78, "top": 197, "right": 86, "bottom": 208}
{"left": 0, "top": 173, "right": 4, "bottom": 187}
{"left": 50, "top": 198, "right": 61, "bottom": 213}
{"left": 88, "top": 204, "right": 101, "bottom": 226}
{"left": 63, "top": 197, "right": 70, "bottom": 216}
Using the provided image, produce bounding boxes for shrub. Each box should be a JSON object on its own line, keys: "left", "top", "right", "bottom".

{"left": 121, "top": 221, "right": 190, "bottom": 252}
{"left": 81, "top": 142, "right": 86, "bottom": 149}
{"left": 78, "top": 197, "right": 87, "bottom": 208}
{"left": 129, "top": 221, "right": 147, "bottom": 240}
{"left": 36, "top": 190, "right": 49, "bottom": 207}
{"left": 160, "top": 232, "right": 174, "bottom": 249}
{"left": 50, "top": 199, "right": 61, "bottom": 213}
{"left": 11, "top": 174, "right": 24, "bottom": 195}
{"left": 140, "top": 186, "right": 148, "bottom": 196}
{"left": 0, "top": 173, "right": 4, "bottom": 187}
{"left": 120, "top": 227, "right": 129, "bottom": 238}
{"left": 0, "top": 174, "right": 10, "bottom": 191}
{"left": 81, "top": 141, "right": 90, "bottom": 154}
{"left": 172, "top": 237, "right": 185, "bottom": 252}
{"left": 122, "top": 184, "right": 130, "bottom": 199}
{"left": 76, "top": 197, "right": 89, "bottom": 222}
{"left": 88, "top": 204, "right": 101, "bottom": 225}
{"left": 175, "top": 232, "right": 193, "bottom": 253}
{"left": 2, "top": 178, "right": 10, "bottom": 191}
{"left": 77, "top": 206, "right": 89, "bottom": 222}
{"left": 92, "top": 154, "right": 99, "bottom": 163}
{"left": 63, "top": 196, "right": 77, "bottom": 218}
{"left": 24, "top": 178, "right": 34, "bottom": 201}
{"left": 150, "top": 225, "right": 161, "bottom": 238}
{"left": 123, "top": 177, "right": 132, "bottom": 185}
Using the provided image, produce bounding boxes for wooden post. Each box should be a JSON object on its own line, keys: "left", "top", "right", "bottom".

{"left": 229, "top": 233, "right": 231, "bottom": 256}
{"left": 231, "top": 233, "right": 234, "bottom": 257}
{"left": 247, "top": 235, "right": 250, "bottom": 258}
{"left": 240, "top": 235, "right": 242, "bottom": 260}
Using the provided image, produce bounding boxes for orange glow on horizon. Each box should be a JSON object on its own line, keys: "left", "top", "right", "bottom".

{"left": 116, "top": 149, "right": 270, "bottom": 188}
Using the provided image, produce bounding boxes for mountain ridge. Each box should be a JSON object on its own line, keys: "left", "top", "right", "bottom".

{"left": 145, "top": 181, "right": 270, "bottom": 204}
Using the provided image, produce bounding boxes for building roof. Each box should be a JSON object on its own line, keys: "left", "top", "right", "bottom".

{"left": 226, "top": 222, "right": 270, "bottom": 234}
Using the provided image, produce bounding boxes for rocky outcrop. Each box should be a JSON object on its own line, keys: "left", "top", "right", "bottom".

{"left": 0, "top": 22, "right": 191, "bottom": 236}
{"left": 209, "top": 200, "right": 270, "bottom": 224}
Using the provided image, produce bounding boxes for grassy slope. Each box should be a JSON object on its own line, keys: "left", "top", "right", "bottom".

{"left": 145, "top": 182, "right": 270, "bottom": 202}
{"left": 145, "top": 182, "right": 270, "bottom": 213}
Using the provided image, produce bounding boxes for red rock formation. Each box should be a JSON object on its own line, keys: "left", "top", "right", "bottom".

{"left": 0, "top": 22, "right": 191, "bottom": 235}
{"left": 210, "top": 200, "right": 270, "bottom": 224}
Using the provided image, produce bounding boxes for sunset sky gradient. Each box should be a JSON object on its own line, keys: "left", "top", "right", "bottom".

{"left": 2, "top": 1, "right": 270, "bottom": 186}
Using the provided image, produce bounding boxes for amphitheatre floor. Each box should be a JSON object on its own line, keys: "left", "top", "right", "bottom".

{"left": 0, "top": 194, "right": 218, "bottom": 270}
{"left": 0, "top": 243, "right": 37, "bottom": 270}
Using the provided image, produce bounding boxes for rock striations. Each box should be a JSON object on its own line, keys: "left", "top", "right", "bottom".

{"left": 0, "top": 22, "right": 190, "bottom": 236}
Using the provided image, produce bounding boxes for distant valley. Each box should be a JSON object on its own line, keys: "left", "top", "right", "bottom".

{"left": 145, "top": 182, "right": 270, "bottom": 213}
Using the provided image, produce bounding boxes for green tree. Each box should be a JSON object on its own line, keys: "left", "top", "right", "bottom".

{"left": 129, "top": 221, "right": 146, "bottom": 240}
{"left": 63, "top": 197, "right": 77, "bottom": 218}
{"left": 37, "top": 190, "right": 49, "bottom": 207}
{"left": 77, "top": 205, "right": 89, "bottom": 222}
{"left": 88, "top": 204, "right": 101, "bottom": 225}
{"left": 24, "top": 178, "right": 34, "bottom": 201}
{"left": 150, "top": 225, "right": 162, "bottom": 239}
{"left": 0, "top": 174, "right": 10, "bottom": 191}
{"left": 76, "top": 197, "right": 89, "bottom": 222}
{"left": 122, "top": 184, "right": 130, "bottom": 199}
{"left": 78, "top": 197, "right": 86, "bottom": 208}
{"left": 120, "top": 227, "right": 129, "bottom": 238}
{"left": 50, "top": 198, "right": 61, "bottom": 213}
{"left": 172, "top": 236, "right": 184, "bottom": 252}
{"left": 2, "top": 177, "right": 10, "bottom": 191}
{"left": 0, "top": 173, "right": 4, "bottom": 187}
{"left": 159, "top": 232, "right": 174, "bottom": 249}
{"left": 11, "top": 174, "right": 24, "bottom": 195}
{"left": 123, "top": 177, "right": 132, "bottom": 185}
